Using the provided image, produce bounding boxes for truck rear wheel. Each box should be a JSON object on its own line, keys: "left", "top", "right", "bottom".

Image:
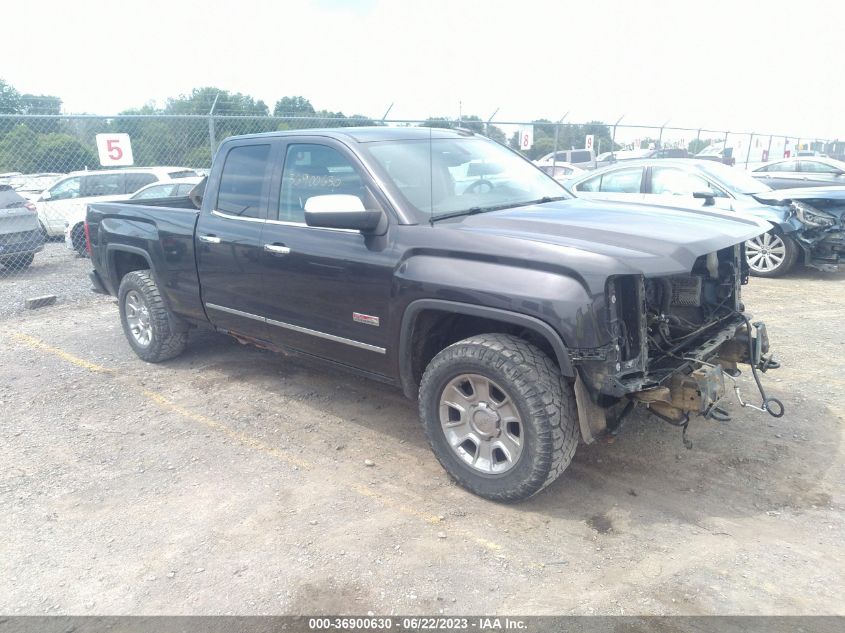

{"left": 118, "top": 270, "right": 188, "bottom": 362}
{"left": 70, "top": 224, "right": 87, "bottom": 257}
{"left": 419, "top": 334, "right": 579, "bottom": 502}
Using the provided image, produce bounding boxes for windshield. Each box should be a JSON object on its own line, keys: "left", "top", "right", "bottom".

{"left": 365, "top": 137, "right": 568, "bottom": 219}
{"left": 700, "top": 162, "right": 772, "bottom": 194}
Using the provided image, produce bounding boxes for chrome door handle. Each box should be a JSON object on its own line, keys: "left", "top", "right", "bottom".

{"left": 199, "top": 235, "right": 221, "bottom": 244}
{"left": 264, "top": 244, "right": 291, "bottom": 255}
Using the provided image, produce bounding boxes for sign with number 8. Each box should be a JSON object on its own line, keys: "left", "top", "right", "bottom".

{"left": 96, "top": 133, "right": 134, "bottom": 166}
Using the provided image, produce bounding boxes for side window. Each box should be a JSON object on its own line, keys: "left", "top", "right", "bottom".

{"left": 570, "top": 150, "right": 592, "bottom": 164}
{"left": 599, "top": 167, "right": 643, "bottom": 193}
{"left": 82, "top": 173, "right": 124, "bottom": 197}
{"left": 48, "top": 176, "right": 82, "bottom": 200}
{"left": 800, "top": 160, "right": 839, "bottom": 174}
{"left": 651, "top": 167, "right": 725, "bottom": 197}
{"left": 175, "top": 183, "right": 196, "bottom": 196}
{"left": 576, "top": 174, "right": 602, "bottom": 192}
{"left": 278, "top": 144, "right": 373, "bottom": 223}
{"left": 125, "top": 173, "right": 158, "bottom": 193}
{"left": 216, "top": 144, "right": 272, "bottom": 219}
{"left": 133, "top": 184, "right": 174, "bottom": 199}
{"left": 765, "top": 161, "right": 797, "bottom": 173}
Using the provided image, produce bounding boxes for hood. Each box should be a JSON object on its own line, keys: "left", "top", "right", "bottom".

{"left": 753, "top": 186, "right": 845, "bottom": 205}
{"left": 449, "top": 198, "right": 769, "bottom": 277}
{"left": 751, "top": 187, "right": 845, "bottom": 226}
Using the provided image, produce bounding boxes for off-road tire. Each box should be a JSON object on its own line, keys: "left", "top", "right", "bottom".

{"left": 118, "top": 270, "right": 188, "bottom": 362}
{"left": 419, "top": 333, "right": 579, "bottom": 502}
{"left": 746, "top": 230, "right": 798, "bottom": 278}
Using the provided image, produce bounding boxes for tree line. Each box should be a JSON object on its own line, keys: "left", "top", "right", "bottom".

{"left": 0, "top": 78, "right": 618, "bottom": 173}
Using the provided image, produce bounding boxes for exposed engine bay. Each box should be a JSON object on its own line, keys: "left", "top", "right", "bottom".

{"left": 642, "top": 250, "right": 740, "bottom": 360}
{"left": 574, "top": 244, "right": 783, "bottom": 445}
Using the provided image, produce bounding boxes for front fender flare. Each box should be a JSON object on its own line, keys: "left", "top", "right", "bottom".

{"left": 399, "top": 298, "right": 574, "bottom": 399}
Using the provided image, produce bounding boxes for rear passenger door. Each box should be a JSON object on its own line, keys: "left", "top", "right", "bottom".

{"left": 256, "top": 139, "right": 395, "bottom": 376}
{"left": 196, "top": 140, "right": 279, "bottom": 340}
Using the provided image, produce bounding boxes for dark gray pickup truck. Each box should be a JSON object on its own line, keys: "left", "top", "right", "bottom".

{"left": 87, "top": 127, "right": 783, "bottom": 501}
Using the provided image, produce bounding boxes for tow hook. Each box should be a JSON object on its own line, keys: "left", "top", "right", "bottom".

{"left": 688, "top": 356, "right": 785, "bottom": 420}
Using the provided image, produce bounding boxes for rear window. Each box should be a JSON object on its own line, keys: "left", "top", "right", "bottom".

{"left": 0, "top": 185, "right": 27, "bottom": 209}
{"left": 569, "top": 150, "right": 592, "bottom": 163}
{"left": 167, "top": 170, "right": 199, "bottom": 179}
{"left": 125, "top": 173, "right": 158, "bottom": 193}
{"left": 756, "top": 161, "right": 794, "bottom": 173}
{"left": 216, "top": 144, "right": 272, "bottom": 219}
{"left": 82, "top": 173, "right": 124, "bottom": 197}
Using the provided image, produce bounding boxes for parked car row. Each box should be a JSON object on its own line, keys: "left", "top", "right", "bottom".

{"left": 0, "top": 167, "right": 201, "bottom": 271}
{"left": 749, "top": 156, "right": 845, "bottom": 189}
{"left": 0, "top": 185, "right": 44, "bottom": 270}
{"left": 562, "top": 158, "right": 845, "bottom": 276}
{"left": 64, "top": 176, "right": 203, "bottom": 254}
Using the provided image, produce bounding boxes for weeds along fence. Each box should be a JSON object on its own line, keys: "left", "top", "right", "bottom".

{"left": 0, "top": 112, "right": 839, "bottom": 286}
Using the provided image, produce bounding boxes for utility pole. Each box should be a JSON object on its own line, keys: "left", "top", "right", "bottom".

{"left": 612, "top": 115, "right": 625, "bottom": 158}
{"left": 552, "top": 112, "right": 569, "bottom": 172}
{"left": 485, "top": 107, "right": 500, "bottom": 138}
{"left": 381, "top": 103, "right": 394, "bottom": 122}
{"left": 208, "top": 92, "right": 220, "bottom": 161}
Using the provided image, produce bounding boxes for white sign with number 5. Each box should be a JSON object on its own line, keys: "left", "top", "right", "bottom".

{"left": 95, "top": 133, "right": 134, "bottom": 166}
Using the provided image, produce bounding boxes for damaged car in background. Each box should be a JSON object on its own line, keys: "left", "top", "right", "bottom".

{"left": 86, "top": 127, "right": 784, "bottom": 501}
{"left": 564, "top": 158, "right": 845, "bottom": 277}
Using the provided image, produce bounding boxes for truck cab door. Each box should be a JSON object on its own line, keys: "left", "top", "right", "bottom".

{"left": 256, "top": 139, "right": 395, "bottom": 377}
{"left": 196, "top": 140, "right": 279, "bottom": 341}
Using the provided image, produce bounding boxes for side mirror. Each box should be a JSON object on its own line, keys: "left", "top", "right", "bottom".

{"left": 304, "top": 194, "right": 384, "bottom": 232}
{"left": 693, "top": 191, "right": 716, "bottom": 206}
{"left": 40, "top": 190, "right": 51, "bottom": 201}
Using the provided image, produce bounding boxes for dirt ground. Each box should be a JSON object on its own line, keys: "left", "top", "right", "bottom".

{"left": 0, "top": 261, "right": 842, "bottom": 616}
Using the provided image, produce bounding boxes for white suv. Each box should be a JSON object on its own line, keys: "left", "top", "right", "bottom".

{"left": 36, "top": 167, "right": 198, "bottom": 238}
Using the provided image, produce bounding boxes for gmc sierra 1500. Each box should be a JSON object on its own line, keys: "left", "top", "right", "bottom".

{"left": 86, "top": 127, "right": 783, "bottom": 501}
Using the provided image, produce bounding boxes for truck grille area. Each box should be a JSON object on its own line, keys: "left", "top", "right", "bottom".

{"left": 609, "top": 245, "right": 743, "bottom": 370}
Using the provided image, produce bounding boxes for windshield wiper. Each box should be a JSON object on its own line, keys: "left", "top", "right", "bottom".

{"left": 430, "top": 195, "right": 568, "bottom": 222}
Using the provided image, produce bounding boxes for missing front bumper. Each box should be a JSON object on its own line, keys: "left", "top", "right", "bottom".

{"left": 632, "top": 364, "right": 726, "bottom": 422}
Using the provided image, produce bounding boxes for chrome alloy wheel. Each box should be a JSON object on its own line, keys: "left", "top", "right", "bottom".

{"left": 438, "top": 373, "right": 524, "bottom": 475}
{"left": 746, "top": 232, "right": 787, "bottom": 274}
{"left": 124, "top": 290, "right": 152, "bottom": 347}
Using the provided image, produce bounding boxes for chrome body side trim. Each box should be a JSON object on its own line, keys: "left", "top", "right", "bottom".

{"left": 265, "top": 317, "right": 386, "bottom": 353}
{"left": 211, "top": 209, "right": 358, "bottom": 233}
{"left": 204, "top": 303, "right": 386, "bottom": 354}
{"left": 205, "top": 302, "right": 262, "bottom": 321}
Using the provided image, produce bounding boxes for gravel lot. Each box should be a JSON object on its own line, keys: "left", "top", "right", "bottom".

{"left": 0, "top": 260, "right": 843, "bottom": 616}
{"left": 0, "top": 242, "right": 93, "bottom": 319}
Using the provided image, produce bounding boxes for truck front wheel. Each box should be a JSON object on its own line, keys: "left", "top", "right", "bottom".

{"left": 118, "top": 270, "right": 188, "bottom": 362}
{"left": 419, "top": 334, "right": 579, "bottom": 502}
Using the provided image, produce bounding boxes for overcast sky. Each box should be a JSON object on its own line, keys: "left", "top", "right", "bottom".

{"left": 4, "top": 0, "right": 844, "bottom": 139}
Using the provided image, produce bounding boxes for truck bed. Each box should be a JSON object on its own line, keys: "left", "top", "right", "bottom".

{"left": 86, "top": 197, "right": 206, "bottom": 323}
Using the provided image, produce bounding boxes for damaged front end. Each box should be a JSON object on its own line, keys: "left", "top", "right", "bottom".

{"left": 790, "top": 200, "right": 845, "bottom": 271}
{"left": 755, "top": 191, "right": 845, "bottom": 271}
{"left": 572, "top": 243, "right": 783, "bottom": 443}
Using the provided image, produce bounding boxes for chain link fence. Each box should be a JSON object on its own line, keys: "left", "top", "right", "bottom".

{"left": 0, "top": 112, "right": 840, "bottom": 311}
